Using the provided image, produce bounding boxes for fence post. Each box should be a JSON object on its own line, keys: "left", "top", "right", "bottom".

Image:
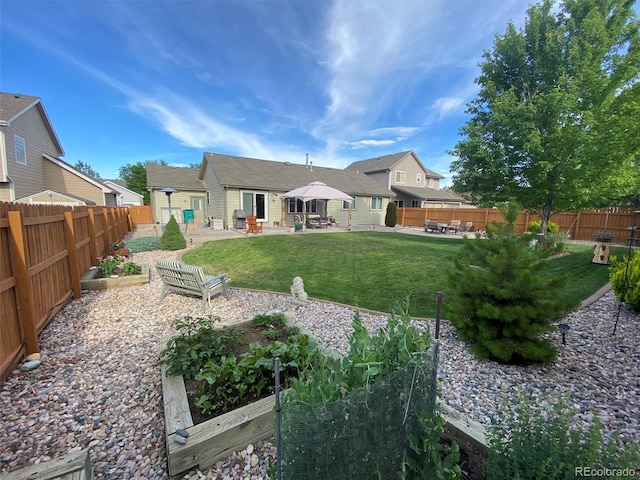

{"left": 88, "top": 208, "right": 98, "bottom": 266}
{"left": 64, "top": 211, "right": 82, "bottom": 299}
{"left": 103, "top": 207, "right": 111, "bottom": 250}
{"left": 574, "top": 211, "right": 582, "bottom": 240}
{"left": 7, "top": 211, "right": 39, "bottom": 354}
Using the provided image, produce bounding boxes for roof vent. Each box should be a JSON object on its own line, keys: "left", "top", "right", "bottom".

{"left": 284, "top": 161, "right": 290, "bottom": 166}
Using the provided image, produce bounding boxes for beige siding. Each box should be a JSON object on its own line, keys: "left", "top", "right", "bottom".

{"left": 202, "top": 166, "right": 226, "bottom": 224}
{"left": 44, "top": 161, "right": 105, "bottom": 205}
{"left": 151, "top": 189, "right": 204, "bottom": 223}
{"left": 4, "top": 107, "right": 59, "bottom": 199}
{"left": 391, "top": 154, "right": 426, "bottom": 188}
{"left": 15, "top": 191, "right": 88, "bottom": 206}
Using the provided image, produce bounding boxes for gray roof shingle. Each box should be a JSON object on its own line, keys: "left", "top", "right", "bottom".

{"left": 147, "top": 165, "right": 205, "bottom": 190}
{"left": 392, "top": 185, "right": 465, "bottom": 202}
{"left": 346, "top": 150, "right": 444, "bottom": 179}
{"left": 202, "top": 152, "right": 393, "bottom": 197}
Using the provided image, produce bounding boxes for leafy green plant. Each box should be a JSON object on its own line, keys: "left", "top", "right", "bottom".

{"left": 98, "top": 255, "right": 121, "bottom": 276}
{"left": 159, "top": 315, "right": 242, "bottom": 379}
{"left": 527, "top": 220, "right": 559, "bottom": 235}
{"left": 385, "top": 202, "right": 397, "bottom": 227}
{"left": 160, "top": 216, "right": 186, "bottom": 251}
{"left": 125, "top": 236, "right": 161, "bottom": 253}
{"left": 610, "top": 250, "right": 640, "bottom": 311}
{"left": 485, "top": 394, "right": 640, "bottom": 480}
{"left": 122, "top": 261, "right": 141, "bottom": 276}
{"left": 195, "top": 334, "right": 319, "bottom": 414}
{"left": 261, "top": 329, "right": 280, "bottom": 341}
{"left": 406, "top": 412, "right": 462, "bottom": 480}
{"left": 250, "top": 312, "right": 287, "bottom": 330}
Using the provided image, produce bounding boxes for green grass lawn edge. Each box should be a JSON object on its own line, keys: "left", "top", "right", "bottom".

{"left": 181, "top": 232, "right": 619, "bottom": 318}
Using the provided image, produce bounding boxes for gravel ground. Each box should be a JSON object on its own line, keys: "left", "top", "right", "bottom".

{"left": 0, "top": 240, "right": 638, "bottom": 479}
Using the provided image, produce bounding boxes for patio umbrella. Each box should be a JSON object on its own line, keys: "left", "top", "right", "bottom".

{"left": 283, "top": 181, "right": 354, "bottom": 230}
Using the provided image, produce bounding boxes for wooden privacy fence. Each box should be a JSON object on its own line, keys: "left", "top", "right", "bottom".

{"left": 128, "top": 205, "right": 153, "bottom": 226}
{"left": 397, "top": 207, "right": 639, "bottom": 243}
{"left": 0, "top": 202, "right": 131, "bottom": 381}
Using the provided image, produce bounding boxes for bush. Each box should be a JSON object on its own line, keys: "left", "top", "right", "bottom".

{"left": 485, "top": 394, "right": 640, "bottom": 479}
{"left": 445, "top": 204, "right": 577, "bottom": 364}
{"left": 610, "top": 250, "right": 640, "bottom": 311}
{"left": 385, "top": 202, "right": 397, "bottom": 227}
{"left": 160, "top": 216, "right": 186, "bottom": 250}
{"left": 527, "top": 220, "right": 559, "bottom": 235}
{"left": 125, "top": 236, "right": 160, "bottom": 253}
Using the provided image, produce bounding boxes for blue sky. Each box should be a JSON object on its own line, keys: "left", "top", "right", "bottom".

{"left": 1, "top": 0, "right": 531, "bottom": 185}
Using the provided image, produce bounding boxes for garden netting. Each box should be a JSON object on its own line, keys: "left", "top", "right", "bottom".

{"left": 277, "top": 344, "right": 439, "bottom": 480}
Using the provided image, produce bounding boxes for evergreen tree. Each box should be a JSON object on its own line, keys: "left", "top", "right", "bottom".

{"left": 445, "top": 203, "right": 577, "bottom": 364}
{"left": 160, "top": 216, "right": 186, "bottom": 251}
{"left": 74, "top": 160, "right": 101, "bottom": 178}
{"left": 385, "top": 202, "right": 397, "bottom": 227}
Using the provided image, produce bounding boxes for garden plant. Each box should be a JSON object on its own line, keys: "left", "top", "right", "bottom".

{"left": 160, "top": 216, "right": 186, "bottom": 250}
{"left": 485, "top": 394, "right": 640, "bottom": 479}
{"left": 610, "top": 249, "right": 640, "bottom": 312}
{"left": 445, "top": 203, "right": 577, "bottom": 364}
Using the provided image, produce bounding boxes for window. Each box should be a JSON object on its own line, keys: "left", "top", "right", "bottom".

{"left": 395, "top": 171, "right": 406, "bottom": 183}
{"left": 416, "top": 173, "right": 422, "bottom": 183}
{"left": 411, "top": 200, "right": 420, "bottom": 207}
{"left": 14, "top": 136, "right": 26, "bottom": 165}
{"left": 370, "top": 197, "right": 383, "bottom": 210}
{"left": 427, "top": 178, "right": 435, "bottom": 188}
{"left": 206, "top": 191, "right": 210, "bottom": 205}
{"left": 394, "top": 200, "right": 404, "bottom": 207}
{"left": 342, "top": 199, "right": 356, "bottom": 210}
{"left": 288, "top": 198, "right": 317, "bottom": 214}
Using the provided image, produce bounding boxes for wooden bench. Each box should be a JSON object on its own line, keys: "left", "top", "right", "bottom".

{"left": 0, "top": 449, "right": 92, "bottom": 480}
{"left": 155, "top": 259, "right": 231, "bottom": 310}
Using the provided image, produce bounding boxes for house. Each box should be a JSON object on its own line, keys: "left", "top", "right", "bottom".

{"left": 346, "top": 150, "right": 466, "bottom": 208}
{"left": 0, "top": 92, "right": 115, "bottom": 205}
{"left": 198, "top": 152, "right": 394, "bottom": 229}
{"left": 147, "top": 165, "right": 206, "bottom": 224}
{"left": 103, "top": 179, "right": 144, "bottom": 206}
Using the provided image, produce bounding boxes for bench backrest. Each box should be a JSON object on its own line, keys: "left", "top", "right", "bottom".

{"left": 155, "top": 259, "right": 207, "bottom": 292}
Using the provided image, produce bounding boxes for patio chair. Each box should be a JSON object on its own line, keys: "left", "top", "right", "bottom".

{"left": 424, "top": 220, "right": 442, "bottom": 233}
{"left": 447, "top": 220, "right": 461, "bottom": 234}
{"left": 462, "top": 221, "right": 474, "bottom": 233}
{"left": 246, "top": 215, "right": 263, "bottom": 234}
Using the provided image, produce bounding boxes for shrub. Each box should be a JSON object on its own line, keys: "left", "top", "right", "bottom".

{"left": 98, "top": 256, "right": 120, "bottom": 276}
{"left": 160, "top": 216, "right": 186, "bottom": 250}
{"left": 385, "top": 202, "right": 397, "bottom": 227}
{"left": 527, "top": 220, "right": 559, "bottom": 235}
{"left": 485, "top": 394, "right": 640, "bottom": 479}
{"left": 610, "top": 250, "right": 640, "bottom": 311}
{"left": 445, "top": 204, "right": 577, "bottom": 364}
{"left": 250, "top": 312, "right": 287, "bottom": 330}
{"left": 125, "top": 236, "right": 161, "bottom": 253}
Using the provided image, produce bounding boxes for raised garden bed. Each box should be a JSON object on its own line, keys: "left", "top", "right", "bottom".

{"left": 161, "top": 317, "right": 488, "bottom": 478}
{"left": 80, "top": 264, "right": 149, "bottom": 290}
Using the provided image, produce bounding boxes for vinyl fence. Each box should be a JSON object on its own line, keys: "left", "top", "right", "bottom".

{"left": 397, "top": 207, "right": 638, "bottom": 243}
{"left": 0, "top": 202, "right": 130, "bottom": 381}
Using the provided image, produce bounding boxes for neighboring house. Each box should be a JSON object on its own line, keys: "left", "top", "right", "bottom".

{"left": 0, "top": 92, "right": 115, "bottom": 205}
{"left": 346, "top": 150, "right": 466, "bottom": 208}
{"left": 199, "top": 152, "right": 394, "bottom": 229}
{"left": 147, "top": 165, "right": 206, "bottom": 224}
{"left": 103, "top": 179, "right": 144, "bottom": 206}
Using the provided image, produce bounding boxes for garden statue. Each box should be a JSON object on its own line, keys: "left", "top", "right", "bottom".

{"left": 291, "top": 276, "right": 309, "bottom": 306}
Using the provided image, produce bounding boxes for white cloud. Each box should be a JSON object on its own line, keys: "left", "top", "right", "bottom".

{"left": 432, "top": 97, "right": 465, "bottom": 119}
{"left": 345, "top": 139, "right": 397, "bottom": 149}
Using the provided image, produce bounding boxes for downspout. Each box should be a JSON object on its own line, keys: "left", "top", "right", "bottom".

{"left": 224, "top": 185, "right": 229, "bottom": 229}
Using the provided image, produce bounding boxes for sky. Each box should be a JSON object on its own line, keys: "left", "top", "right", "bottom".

{"left": 1, "top": 0, "right": 532, "bottom": 185}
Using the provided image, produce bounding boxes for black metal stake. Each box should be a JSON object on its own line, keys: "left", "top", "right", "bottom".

{"left": 274, "top": 357, "right": 282, "bottom": 480}
{"left": 558, "top": 323, "right": 570, "bottom": 345}
{"left": 435, "top": 291, "right": 442, "bottom": 340}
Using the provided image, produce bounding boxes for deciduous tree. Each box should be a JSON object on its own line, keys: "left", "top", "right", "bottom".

{"left": 450, "top": 0, "right": 640, "bottom": 231}
{"left": 118, "top": 159, "right": 167, "bottom": 204}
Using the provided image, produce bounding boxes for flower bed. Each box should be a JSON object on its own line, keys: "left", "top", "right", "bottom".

{"left": 80, "top": 264, "right": 149, "bottom": 290}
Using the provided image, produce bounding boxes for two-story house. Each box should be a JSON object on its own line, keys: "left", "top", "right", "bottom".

{"left": 0, "top": 92, "right": 115, "bottom": 205}
{"left": 346, "top": 151, "right": 465, "bottom": 208}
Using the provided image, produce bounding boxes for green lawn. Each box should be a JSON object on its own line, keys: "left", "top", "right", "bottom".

{"left": 181, "top": 232, "right": 620, "bottom": 318}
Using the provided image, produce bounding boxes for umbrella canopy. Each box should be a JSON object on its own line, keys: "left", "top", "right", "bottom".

{"left": 283, "top": 181, "right": 354, "bottom": 230}
{"left": 283, "top": 181, "right": 353, "bottom": 202}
